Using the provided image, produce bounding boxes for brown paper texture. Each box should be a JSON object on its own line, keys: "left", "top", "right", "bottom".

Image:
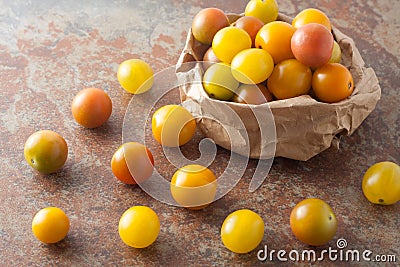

{"left": 176, "top": 13, "right": 381, "bottom": 161}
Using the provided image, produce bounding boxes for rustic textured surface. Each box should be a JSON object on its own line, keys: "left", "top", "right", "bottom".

{"left": 0, "top": 0, "right": 398, "bottom": 266}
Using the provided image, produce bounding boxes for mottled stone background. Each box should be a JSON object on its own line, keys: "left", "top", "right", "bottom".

{"left": 0, "top": 0, "right": 398, "bottom": 266}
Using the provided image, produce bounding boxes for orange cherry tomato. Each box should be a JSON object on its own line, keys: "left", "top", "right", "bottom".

{"left": 71, "top": 87, "right": 112, "bottom": 128}
{"left": 312, "top": 63, "right": 354, "bottom": 103}
{"left": 111, "top": 142, "right": 154, "bottom": 185}
{"left": 32, "top": 207, "right": 70, "bottom": 244}
{"left": 267, "top": 59, "right": 312, "bottom": 100}
{"left": 255, "top": 21, "right": 296, "bottom": 64}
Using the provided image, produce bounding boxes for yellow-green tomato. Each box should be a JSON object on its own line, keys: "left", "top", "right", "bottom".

{"left": 118, "top": 206, "right": 160, "bottom": 248}
{"left": 329, "top": 41, "right": 342, "bottom": 63}
{"left": 152, "top": 105, "right": 196, "bottom": 147}
{"left": 221, "top": 209, "right": 264, "bottom": 254}
{"left": 203, "top": 62, "right": 240, "bottom": 101}
{"left": 290, "top": 198, "right": 337, "bottom": 246}
{"left": 117, "top": 59, "right": 154, "bottom": 94}
{"left": 32, "top": 207, "right": 70, "bottom": 244}
{"left": 231, "top": 48, "right": 274, "bottom": 84}
{"left": 362, "top": 161, "right": 400, "bottom": 205}
{"left": 24, "top": 130, "right": 68, "bottom": 174}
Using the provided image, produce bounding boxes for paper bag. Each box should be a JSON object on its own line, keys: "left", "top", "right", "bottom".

{"left": 176, "top": 13, "right": 381, "bottom": 161}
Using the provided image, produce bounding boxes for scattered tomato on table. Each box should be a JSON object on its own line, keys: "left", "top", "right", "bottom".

{"left": 221, "top": 209, "right": 265, "bottom": 254}
{"left": 362, "top": 161, "right": 400, "bottom": 205}
{"left": 24, "top": 130, "right": 68, "bottom": 174}
{"left": 151, "top": 104, "right": 196, "bottom": 147}
{"left": 71, "top": 87, "right": 112, "bottom": 128}
{"left": 32, "top": 207, "right": 70, "bottom": 244}
{"left": 111, "top": 142, "right": 154, "bottom": 185}
{"left": 118, "top": 206, "right": 160, "bottom": 248}
{"left": 290, "top": 198, "right": 337, "bottom": 246}
{"left": 170, "top": 164, "right": 217, "bottom": 210}
{"left": 117, "top": 59, "right": 154, "bottom": 94}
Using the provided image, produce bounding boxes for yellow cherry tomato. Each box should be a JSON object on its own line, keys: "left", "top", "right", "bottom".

{"left": 24, "top": 130, "right": 68, "bottom": 174}
{"left": 170, "top": 164, "right": 217, "bottom": 210}
{"left": 212, "top": 27, "right": 252, "bottom": 63}
{"left": 32, "top": 207, "right": 70, "bottom": 244}
{"left": 362, "top": 162, "right": 400, "bottom": 205}
{"left": 292, "top": 8, "right": 332, "bottom": 31}
{"left": 231, "top": 48, "right": 274, "bottom": 84}
{"left": 152, "top": 105, "right": 196, "bottom": 147}
{"left": 117, "top": 59, "right": 154, "bottom": 94}
{"left": 245, "top": 0, "right": 279, "bottom": 24}
{"left": 290, "top": 198, "right": 337, "bottom": 246}
{"left": 221, "top": 209, "right": 264, "bottom": 254}
{"left": 118, "top": 206, "right": 160, "bottom": 248}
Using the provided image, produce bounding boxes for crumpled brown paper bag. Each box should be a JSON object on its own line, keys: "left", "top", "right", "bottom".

{"left": 176, "top": 13, "right": 381, "bottom": 161}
